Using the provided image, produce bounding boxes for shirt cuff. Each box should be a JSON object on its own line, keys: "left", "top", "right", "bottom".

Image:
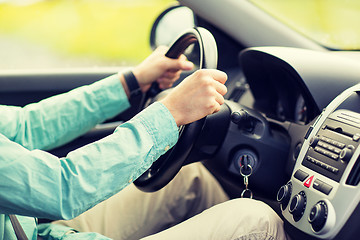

{"left": 37, "top": 223, "right": 78, "bottom": 239}
{"left": 38, "top": 223, "right": 111, "bottom": 240}
{"left": 139, "top": 102, "right": 179, "bottom": 156}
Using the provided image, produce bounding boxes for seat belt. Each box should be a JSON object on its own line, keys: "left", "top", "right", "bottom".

{"left": 9, "top": 214, "right": 29, "bottom": 240}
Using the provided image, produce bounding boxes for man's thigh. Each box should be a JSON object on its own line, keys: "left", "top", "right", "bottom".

{"left": 52, "top": 162, "right": 229, "bottom": 240}
{"left": 142, "top": 198, "right": 290, "bottom": 240}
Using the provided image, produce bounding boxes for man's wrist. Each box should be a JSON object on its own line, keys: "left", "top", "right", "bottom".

{"left": 123, "top": 70, "right": 142, "bottom": 98}
{"left": 160, "top": 99, "right": 183, "bottom": 127}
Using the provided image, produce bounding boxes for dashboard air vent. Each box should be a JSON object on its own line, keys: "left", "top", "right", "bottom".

{"left": 346, "top": 155, "right": 360, "bottom": 186}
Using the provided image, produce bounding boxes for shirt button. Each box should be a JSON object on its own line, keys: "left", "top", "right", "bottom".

{"left": 164, "top": 145, "right": 170, "bottom": 151}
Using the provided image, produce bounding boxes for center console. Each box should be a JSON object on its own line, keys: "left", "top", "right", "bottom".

{"left": 278, "top": 84, "right": 360, "bottom": 239}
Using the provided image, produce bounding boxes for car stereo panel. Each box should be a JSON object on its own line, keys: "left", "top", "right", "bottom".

{"left": 302, "top": 114, "right": 360, "bottom": 183}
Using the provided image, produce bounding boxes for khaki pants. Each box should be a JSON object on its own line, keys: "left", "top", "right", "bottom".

{"left": 54, "top": 163, "right": 289, "bottom": 240}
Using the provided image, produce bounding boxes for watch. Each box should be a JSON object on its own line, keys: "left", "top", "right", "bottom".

{"left": 123, "top": 70, "right": 141, "bottom": 97}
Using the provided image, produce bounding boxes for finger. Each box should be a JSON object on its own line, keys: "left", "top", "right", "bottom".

{"left": 159, "top": 82, "right": 173, "bottom": 89}
{"left": 210, "top": 99, "right": 221, "bottom": 114}
{"left": 180, "top": 60, "right": 194, "bottom": 71}
{"left": 167, "top": 68, "right": 178, "bottom": 73}
{"left": 179, "top": 54, "right": 187, "bottom": 61}
{"left": 158, "top": 77, "right": 176, "bottom": 89}
{"left": 162, "top": 70, "right": 181, "bottom": 79}
{"left": 165, "top": 57, "right": 194, "bottom": 71}
{"left": 205, "top": 69, "right": 227, "bottom": 84}
{"left": 177, "top": 55, "right": 193, "bottom": 70}
{"left": 158, "top": 74, "right": 178, "bottom": 84}
{"left": 212, "top": 106, "right": 221, "bottom": 114}
{"left": 212, "top": 79, "right": 228, "bottom": 96}
{"left": 214, "top": 92, "right": 225, "bottom": 106}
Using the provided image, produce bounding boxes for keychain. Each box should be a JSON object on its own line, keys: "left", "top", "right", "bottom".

{"left": 240, "top": 164, "right": 253, "bottom": 199}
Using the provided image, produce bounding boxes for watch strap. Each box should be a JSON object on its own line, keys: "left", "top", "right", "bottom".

{"left": 123, "top": 70, "right": 141, "bottom": 97}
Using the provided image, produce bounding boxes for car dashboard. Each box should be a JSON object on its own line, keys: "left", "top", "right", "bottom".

{"left": 280, "top": 85, "right": 360, "bottom": 240}
{"left": 210, "top": 47, "right": 360, "bottom": 240}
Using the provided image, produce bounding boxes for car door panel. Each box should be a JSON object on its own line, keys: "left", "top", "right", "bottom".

{"left": 0, "top": 68, "right": 138, "bottom": 157}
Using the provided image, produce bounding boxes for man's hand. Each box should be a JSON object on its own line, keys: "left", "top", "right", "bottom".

{"left": 160, "top": 69, "right": 228, "bottom": 126}
{"left": 133, "top": 46, "right": 193, "bottom": 92}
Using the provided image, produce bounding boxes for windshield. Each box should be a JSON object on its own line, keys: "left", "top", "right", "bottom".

{"left": 251, "top": 0, "right": 360, "bottom": 50}
{"left": 0, "top": 0, "right": 175, "bottom": 70}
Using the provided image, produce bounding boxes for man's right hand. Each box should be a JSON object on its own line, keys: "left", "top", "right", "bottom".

{"left": 160, "top": 69, "right": 228, "bottom": 126}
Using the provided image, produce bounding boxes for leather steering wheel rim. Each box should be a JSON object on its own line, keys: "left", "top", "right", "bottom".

{"left": 134, "top": 27, "right": 218, "bottom": 192}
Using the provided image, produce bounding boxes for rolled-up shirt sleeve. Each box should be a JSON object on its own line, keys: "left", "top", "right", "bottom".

{"left": 0, "top": 101, "right": 179, "bottom": 220}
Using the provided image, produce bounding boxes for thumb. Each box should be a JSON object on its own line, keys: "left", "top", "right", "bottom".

{"left": 181, "top": 60, "right": 194, "bottom": 70}
{"left": 166, "top": 57, "right": 194, "bottom": 71}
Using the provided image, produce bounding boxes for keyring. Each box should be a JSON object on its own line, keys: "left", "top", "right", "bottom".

{"left": 241, "top": 188, "right": 253, "bottom": 199}
{"left": 240, "top": 164, "right": 253, "bottom": 176}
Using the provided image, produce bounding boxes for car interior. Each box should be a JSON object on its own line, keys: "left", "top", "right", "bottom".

{"left": 1, "top": 0, "right": 359, "bottom": 239}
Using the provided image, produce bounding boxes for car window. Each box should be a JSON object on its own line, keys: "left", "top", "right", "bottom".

{"left": 0, "top": 0, "right": 176, "bottom": 70}
{"left": 251, "top": 0, "right": 360, "bottom": 50}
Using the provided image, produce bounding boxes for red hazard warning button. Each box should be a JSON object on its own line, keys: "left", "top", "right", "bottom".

{"left": 304, "top": 175, "right": 314, "bottom": 188}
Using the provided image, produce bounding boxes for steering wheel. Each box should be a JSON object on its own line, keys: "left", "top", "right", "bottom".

{"left": 134, "top": 27, "right": 218, "bottom": 192}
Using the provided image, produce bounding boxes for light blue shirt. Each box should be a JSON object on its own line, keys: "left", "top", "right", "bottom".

{"left": 0, "top": 74, "right": 179, "bottom": 239}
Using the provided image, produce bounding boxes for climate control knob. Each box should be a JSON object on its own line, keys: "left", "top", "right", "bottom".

{"left": 309, "top": 201, "right": 328, "bottom": 232}
{"left": 289, "top": 191, "right": 306, "bottom": 221}
{"left": 277, "top": 182, "right": 292, "bottom": 210}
